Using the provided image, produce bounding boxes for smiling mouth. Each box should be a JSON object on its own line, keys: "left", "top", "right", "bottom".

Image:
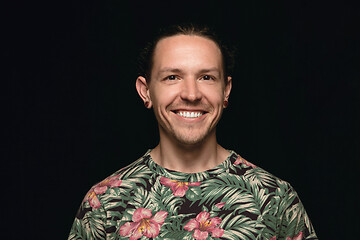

{"left": 173, "top": 111, "right": 205, "bottom": 118}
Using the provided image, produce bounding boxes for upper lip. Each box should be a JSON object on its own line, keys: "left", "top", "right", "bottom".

{"left": 171, "top": 108, "right": 208, "bottom": 113}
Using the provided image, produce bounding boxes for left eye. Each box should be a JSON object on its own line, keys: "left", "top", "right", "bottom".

{"left": 201, "top": 75, "right": 213, "bottom": 80}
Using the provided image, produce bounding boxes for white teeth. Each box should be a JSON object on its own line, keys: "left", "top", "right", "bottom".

{"left": 176, "top": 111, "right": 203, "bottom": 118}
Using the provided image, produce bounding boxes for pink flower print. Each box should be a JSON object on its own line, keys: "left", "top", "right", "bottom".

{"left": 234, "top": 156, "right": 257, "bottom": 168}
{"left": 287, "top": 231, "right": 303, "bottom": 240}
{"left": 83, "top": 175, "right": 122, "bottom": 209}
{"left": 215, "top": 202, "right": 226, "bottom": 209}
{"left": 270, "top": 236, "right": 277, "bottom": 240}
{"left": 119, "top": 208, "right": 168, "bottom": 240}
{"left": 160, "top": 177, "right": 201, "bottom": 197}
{"left": 86, "top": 191, "right": 101, "bottom": 209}
{"left": 184, "top": 211, "right": 224, "bottom": 240}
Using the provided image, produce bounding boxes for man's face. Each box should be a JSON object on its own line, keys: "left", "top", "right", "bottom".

{"left": 138, "top": 35, "right": 231, "bottom": 146}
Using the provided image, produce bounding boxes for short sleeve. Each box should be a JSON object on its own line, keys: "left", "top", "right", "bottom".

{"left": 68, "top": 198, "right": 107, "bottom": 240}
{"left": 276, "top": 186, "right": 318, "bottom": 240}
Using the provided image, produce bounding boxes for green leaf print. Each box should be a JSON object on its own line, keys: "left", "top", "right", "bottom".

{"left": 128, "top": 186, "right": 152, "bottom": 210}
{"left": 221, "top": 214, "right": 260, "bottom": 240}
{"left": 68, "top": 151, "right": 318, "bottom": 240}
{"left": 185, "top": 185, "right": 202, "bottom": 201}
{"left": 243, "top": 167, "right": 278, "bottom": 188}
{"left": 82, "top": 211, "right": 106, "bottom": 240}
{"left": 119, "top": 164, "right": 153, "bottom": 188}
{"left": 200, "top": 174, "right": 246, "bottom": 206}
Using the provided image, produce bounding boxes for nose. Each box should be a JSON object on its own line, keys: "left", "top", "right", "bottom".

{"left": 180, "top": 78, "right": 202, "bottom": 102}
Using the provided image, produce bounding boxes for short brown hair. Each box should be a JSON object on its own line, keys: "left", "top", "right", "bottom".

{"left": 138, "top": 23, "right": 235, "bottom": 82}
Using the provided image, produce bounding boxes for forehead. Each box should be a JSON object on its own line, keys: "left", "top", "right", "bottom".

{"left": 152, "top": 35, "right": 223, "bottom": 74}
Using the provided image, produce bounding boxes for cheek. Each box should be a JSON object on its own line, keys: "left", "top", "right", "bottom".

{"left": 150, "top": 87, "right": 178, "bottom": 107}
{"left": 202, "top": 87, "right": 225, "bottom": 104}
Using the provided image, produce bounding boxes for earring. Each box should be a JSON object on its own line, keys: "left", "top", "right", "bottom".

{"left": 144, "top": 101, "right": 149, "bottom": 108}
{"left": 223, "top": 99, "right": 229, "bottom": 108}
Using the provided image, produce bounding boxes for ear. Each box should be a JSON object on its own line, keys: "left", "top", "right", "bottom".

{"left": 224, "top": 76, "right": 232, "bottom": 101}
{"left": 136, "top": 76, "right": 152, "bottom": 108}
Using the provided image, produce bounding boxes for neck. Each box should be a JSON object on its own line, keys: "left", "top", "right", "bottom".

{"left": 150, "top": 129, "right": 229, "bottom": 173}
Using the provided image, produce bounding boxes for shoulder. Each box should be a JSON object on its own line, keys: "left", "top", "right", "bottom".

{"left": 229, "top": 153, "right": 306, "bottom": 220}
{"left": 69, "top": 154, "right": 152, "bottom": 239}
{"left": 81, "top": 152, "right": 153, "bottom": 210}
{"left": 230, "top": 153, "right": 296, "bottom": 197}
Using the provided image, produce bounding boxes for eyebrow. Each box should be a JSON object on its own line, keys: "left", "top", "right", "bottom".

{"left": 158, "top": 68, "right": 183, "bottom": 74}
{"left": 158, "top": 67, "right": 221, "bottom": 74}
{"left": 198, "top": 68, "right": 221, "bottom": 74}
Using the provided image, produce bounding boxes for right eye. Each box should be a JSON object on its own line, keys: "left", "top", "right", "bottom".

{"left": 165, "top": 75, "right": 177, "bottom": 80}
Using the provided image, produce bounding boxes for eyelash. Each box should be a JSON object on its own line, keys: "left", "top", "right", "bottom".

{"left": 201, "top": 75, "right": 215, "bottom": 81}
{"left": 164, "top": 75, "right": 179, "bottom": 81}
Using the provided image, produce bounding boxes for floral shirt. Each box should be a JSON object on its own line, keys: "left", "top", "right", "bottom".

{"left": 68, "top": 150, "right": 318, "bottom": 240}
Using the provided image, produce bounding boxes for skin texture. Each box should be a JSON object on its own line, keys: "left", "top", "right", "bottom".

{"left": 136, "top": 35, "right": 232, "bottom": 173}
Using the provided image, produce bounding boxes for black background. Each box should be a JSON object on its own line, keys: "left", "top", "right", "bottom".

{"left": 7, "top": 1, "right": 359, "bottom": 239}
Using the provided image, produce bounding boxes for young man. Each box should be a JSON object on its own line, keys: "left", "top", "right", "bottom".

{"left": 68, "top": 24, "right": 318, "bottom": 240}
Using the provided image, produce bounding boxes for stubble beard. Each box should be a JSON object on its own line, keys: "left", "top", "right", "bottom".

{"left": 159, "top": 121, "right": 217, "bottom": 147}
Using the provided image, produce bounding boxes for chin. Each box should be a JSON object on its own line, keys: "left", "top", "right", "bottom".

{"left": 176, "top": 137, "right": 205, "bottom": 146}
{"left": 172, "top": 129, "right": 212, "bottom": 146}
